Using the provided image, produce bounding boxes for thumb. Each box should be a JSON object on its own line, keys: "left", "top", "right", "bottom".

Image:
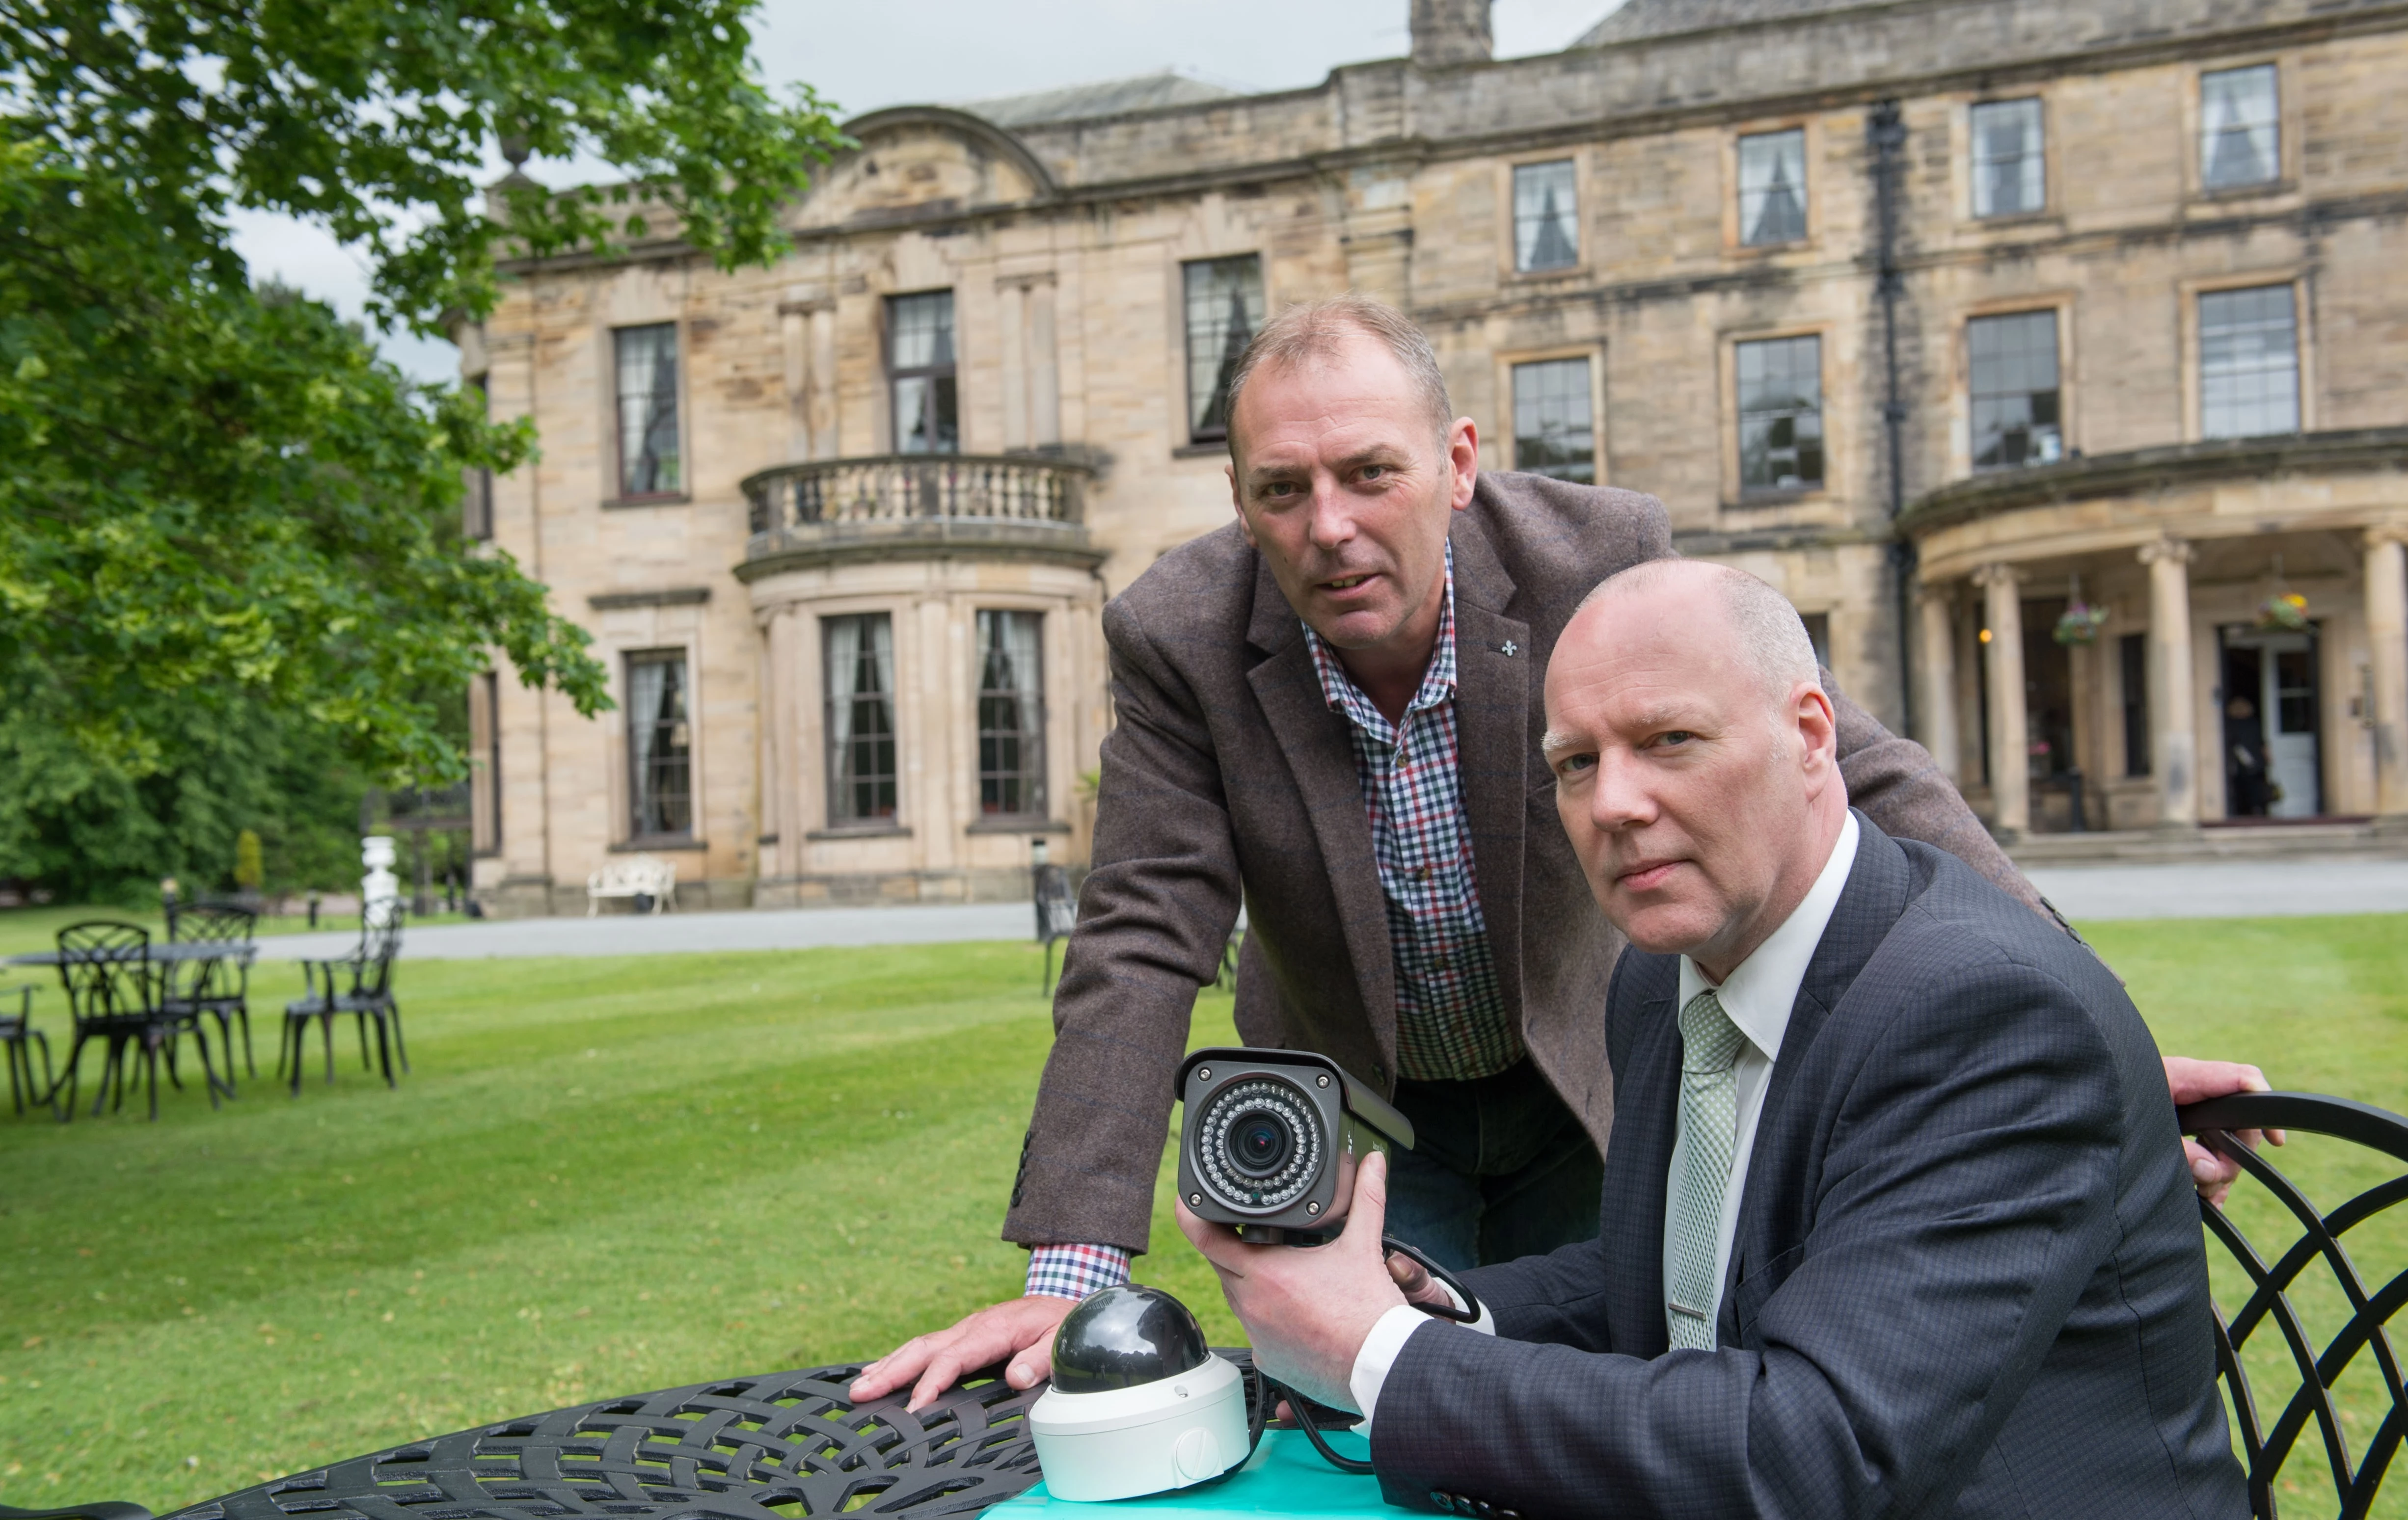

{"left": 1342, "top": 1149, "right": 1390, "bottom": 1253}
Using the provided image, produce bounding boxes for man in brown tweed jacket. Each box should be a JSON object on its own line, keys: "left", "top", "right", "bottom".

{"left": 853, "top": 295, "right": 2274, "bottom": 1411}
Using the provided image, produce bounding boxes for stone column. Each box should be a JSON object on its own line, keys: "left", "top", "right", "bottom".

{"left": 1915, "top": 583, "right": 1961, "bottom": 785}
{"left": 998, "top": 280, "right": 1028, "bottom": 452}
{"left": 1975, "top": 563, "right": 2029, "bottom": 841}
{"left": 2366, "top": 524, "right": 2408, "bottom": 824}
{"left": 2139, "top": 537, "right": 2200, "bottom": 832}
{"left": 1029, "top": 280, "right": 1061, "bottom": 449}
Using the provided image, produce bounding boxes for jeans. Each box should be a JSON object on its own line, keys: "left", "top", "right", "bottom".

{"left": 1380, "top": 1057, "right": 1603, "bottom": 1273}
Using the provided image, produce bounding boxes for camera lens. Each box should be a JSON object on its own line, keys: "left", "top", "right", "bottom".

{"left": 1226, "top": 1111, "right": 1293, "bottom": 1176}
{"left": 1193, "top": 1076, "right": 1323, "bottom": 1213}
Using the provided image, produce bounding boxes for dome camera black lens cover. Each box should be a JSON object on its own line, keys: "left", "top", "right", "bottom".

{"left": 1048, "top": 1284, "right": 1211, "bottom": 1395}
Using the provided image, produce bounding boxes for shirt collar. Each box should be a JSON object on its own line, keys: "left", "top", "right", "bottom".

{"left": 1304, "top": 543, "right": 1458, "bottom": 736}
{"left": 1676, "top": 810, "right": 1860, "bottom": 1066}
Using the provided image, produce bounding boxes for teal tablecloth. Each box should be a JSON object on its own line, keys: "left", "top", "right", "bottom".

{"left": 991, "top": 1429, "right": 1388, "bottom": 1519}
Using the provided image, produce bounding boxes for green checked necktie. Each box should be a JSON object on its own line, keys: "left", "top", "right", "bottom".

{"left": 1667, "top": 988, "right": 1748, "bottom": 1351}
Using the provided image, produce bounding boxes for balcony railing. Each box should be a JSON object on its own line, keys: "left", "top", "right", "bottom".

{"left": 743, "top": 453, "right": 1090, "bottom": 536}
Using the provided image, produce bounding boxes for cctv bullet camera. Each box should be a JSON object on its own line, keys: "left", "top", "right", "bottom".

{"left": 1174, "top": 1047, "right": 1414, "bottom": 1244}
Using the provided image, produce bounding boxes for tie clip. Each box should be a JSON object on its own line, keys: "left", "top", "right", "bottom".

{"left": 1668, "top": 1298, "right": 1709, "bottom": 1320}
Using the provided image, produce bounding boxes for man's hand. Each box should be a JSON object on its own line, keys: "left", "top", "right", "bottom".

{"left": 1175, "top": 1150, "right": 1409, "bottom": 1413}
{"left": 2165, "top": 1056, "right": 2286, "bottom": 1206}
{"left": 849, "top": 1296, "right": 1076, "bottom": 1413}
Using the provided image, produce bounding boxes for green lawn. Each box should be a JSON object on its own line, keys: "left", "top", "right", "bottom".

{"left": 0, "top": 905, "right": 475, "bottom": 961}
{"left": 0, "top": 917, "right": 2403, "bottom": 1516}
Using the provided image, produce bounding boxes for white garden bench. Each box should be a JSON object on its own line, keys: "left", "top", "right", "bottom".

{"left": 587, "top": 854, "right": 677, "bottom": 915}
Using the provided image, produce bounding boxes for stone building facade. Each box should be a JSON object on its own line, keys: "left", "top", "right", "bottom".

{"left": 461, "top": 0, "right": 2408, "bottom": 915}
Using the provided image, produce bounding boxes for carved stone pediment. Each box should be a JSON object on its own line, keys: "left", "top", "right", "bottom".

{"left": 793, "top": 107, "right": 1055, "bottom": 232}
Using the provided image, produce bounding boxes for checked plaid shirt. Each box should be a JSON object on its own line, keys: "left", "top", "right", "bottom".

{"left": 1025, "top": 549, "right": 1519, "bottom": 1302}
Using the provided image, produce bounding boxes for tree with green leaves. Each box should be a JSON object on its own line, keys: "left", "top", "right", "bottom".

{"left": 0, "top": 0, "right": 844, "bottom": 898}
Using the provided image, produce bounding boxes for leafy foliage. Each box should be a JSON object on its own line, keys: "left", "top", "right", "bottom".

{"left": 0, "top": 2, "right": 843, "bottom": 888}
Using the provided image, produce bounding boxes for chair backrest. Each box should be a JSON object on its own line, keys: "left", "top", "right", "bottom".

{"left": 53, "top": 921, "right": 156, "bottom": 1022}
{"left": 2180, "top": 1092, "right": 2408, "bottom": 1520}
{"left": 1032, "top": 863, "right": 1076, "bottom": 942}
{"left": 166, "top": 901, "right": 257, "bottom": 945}
{"left": 355, "top": 905, "right": 406, "bottom": 997}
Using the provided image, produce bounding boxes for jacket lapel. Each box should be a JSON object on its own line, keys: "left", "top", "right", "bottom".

{"left": 1243, "top": 553, "right": 1399, "bottom": 1073}
{"left": 1604, "top": 954, "right": 1682, "bottom": 1360}
{"left": 1446, "top": 519, "right": 1534, "bottom": 1039}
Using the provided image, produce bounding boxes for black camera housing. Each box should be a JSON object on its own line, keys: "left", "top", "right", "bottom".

{"left": 1174, "top": 1046, "right": 1415, "bottom": 1244}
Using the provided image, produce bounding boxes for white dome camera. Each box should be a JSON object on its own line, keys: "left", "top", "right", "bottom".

{"left": 1028, "top": 1285, "right": 1251, "bottom": 1500}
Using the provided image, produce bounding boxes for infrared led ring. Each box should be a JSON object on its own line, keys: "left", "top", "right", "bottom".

{"left": 1195, "top": 1077, "right": 1324, "bottom": 1212}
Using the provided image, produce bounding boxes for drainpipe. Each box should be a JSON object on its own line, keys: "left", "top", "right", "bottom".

{"left": 1869, "top": 100, "right": 1917, "bottom": 737}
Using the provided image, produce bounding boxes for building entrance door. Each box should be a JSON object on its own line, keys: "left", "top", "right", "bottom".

{"left": 2219, "top": 626, "right": 2322, "bottom": 818}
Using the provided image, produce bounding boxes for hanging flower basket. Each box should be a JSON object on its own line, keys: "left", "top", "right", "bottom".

{"left": 2053, "top": 601, "right": 2110, "bottom": 646}
{"left": 2256, "top": 592, "right": 2309, "bottom": 632}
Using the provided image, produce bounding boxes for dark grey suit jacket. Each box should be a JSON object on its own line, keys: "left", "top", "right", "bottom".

{"left": 1371, "top": 816, "right": 2246, "bottom": 1520}
{"left": 1002, "top": 471, "right": 2046, "bottom": 1254}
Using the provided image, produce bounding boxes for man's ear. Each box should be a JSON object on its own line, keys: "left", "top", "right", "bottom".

{"left": 1448, "top": 417, "right": 1479, "bottom": 512}
{"left": 1227, "top": 463, "right": 1259, "bottom": 547}
{"left": 1797, "top": 684, "right": 1840, "bottom": 786}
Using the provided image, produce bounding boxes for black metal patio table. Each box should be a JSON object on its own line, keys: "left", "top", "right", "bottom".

{"left": 5, "top": 942, "right": 259, "bottom": 1112}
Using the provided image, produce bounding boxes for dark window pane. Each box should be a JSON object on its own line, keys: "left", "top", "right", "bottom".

{"left": 889, "top": 292, "right": 959, "bottom": 454}
{"left": 2199, "top": 284, "right": 2298, "bottom": 438}
{"left": 626, "top": 650, "right": 692, "bottom": 838}
{"left": 1738, "top": 130, "right": 1807, "bottom": 246}
{"left": 1971, "top": 98, "right": 2045, "bottom": 217}
{"left": 1511, "top": 358, "right": 1595, "bottom": 482}
{"left": 1736, "top": 334, "right": 1823, "bottom": 491}
{"left": 614, "top": 324, "right": 681, "bottom": 495}
{"left": 2202, "top": 65, "right": 2279, "bottom": 189}
{"left": 2120, "top": 633, "right": 2150, "bottom": 777}
{"left": 1183, "top": 256, "right": 1266, "bottom": 442}
{"left": 1968, "top": 310, "right": 2063, "bottom": 471}
{"left": 1513, "top": 160, "right": 1579, "bottom": 271}
{"left": 825, "top": 614, "right": 898, "bottom": 823}
{"left": 976, "top": 610, "right": 1046, "bottom": 817}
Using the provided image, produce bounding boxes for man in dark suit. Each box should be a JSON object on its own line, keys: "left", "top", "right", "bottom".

{"left": 856, "top": 294, "right": 2271, "bottom": 1414}
{"left": 1182, "top": 559, "right": 2248, "bottom": 1518}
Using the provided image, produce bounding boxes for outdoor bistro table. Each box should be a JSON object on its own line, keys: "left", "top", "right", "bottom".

{"left": 5, "top": 941, "right": 261, "bottom": 1108}
{"left": 152, "top": 1356, "right": 1388, "bottom": 1520}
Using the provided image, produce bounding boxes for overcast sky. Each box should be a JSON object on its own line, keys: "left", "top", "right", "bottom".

{"left": 230, "top": 0, "right": 1623, "bottom": 383}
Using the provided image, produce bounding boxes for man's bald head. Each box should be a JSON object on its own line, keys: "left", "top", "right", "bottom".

{"left": 1573, "top": 559, "right": 1819, "bottom": 711}
{"left": 1542, "top": 558, "right": 1846, "bottom": 981}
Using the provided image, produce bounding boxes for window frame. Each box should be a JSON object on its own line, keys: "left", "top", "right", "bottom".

{"left": 1967, "top": 96, "right": 2050, "bottom": 221}
{"left": 1964, "top": 307, "right": 2068, "bottom": 475}
{"left": 610, "top": 321, "right": 687, "bottom": 503}
{"left": 1733, "top": 127, "right": 1811, "bottom": 250}
{"left": 974, "top": 609, "right": 1049, "bottom": 822}
{"left": 1507, "top": 157, "right": 1583, "bottom": 275}
{"left": 2190, "top": 279, "right": 2305, "bottom": 442}
{"left": 821, "top": 611, "right": 903, "bottom": 830}
{"left": 622, "top": 647, "right": 697, "bottom": 845}
{"left": 465, "top": 373, "right": 495, "bottom": 539}
{"left": 470, "top": 670, "right": 503, "bottom": 856}
{"left": 886, "top": 290, "right": 960, "bottom": 456}
{"left": 2197, "top": 61, "right": 2284, "bottom": 195}
{"left": 1503, "top": 349, "right": 1604, "bottom": 484}
{"left": 1180, "top": 254, "right": 1266, "bottom": 446}
{"left": 1728, "top": 329, "right": 1830, "bottom": 501}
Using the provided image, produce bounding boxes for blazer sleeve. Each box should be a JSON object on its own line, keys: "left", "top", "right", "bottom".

{"left": 1368, "top": 940, "right": 2128, "bottom": 1520}
{"left": 1824, "top": 674, "right": 2052, "bottom": 921}
{"left": 999, "top": 594, "right": 1244, "bottom": 1255}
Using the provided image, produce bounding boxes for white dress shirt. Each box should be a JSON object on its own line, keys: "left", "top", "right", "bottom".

{"left": 1662, "top": 808, "right": 1857, "bottom": 1344}
{"left": 1346, "top": 810, "right": 1859, "bottom": 1421}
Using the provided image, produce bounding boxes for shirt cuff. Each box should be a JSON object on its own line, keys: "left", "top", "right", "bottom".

{"left": 1025, "top": 1242, "right": 1132, "bottom": 1301}
{"left": 1347, "top": 1285, "right": 1497, "bottom": 1430}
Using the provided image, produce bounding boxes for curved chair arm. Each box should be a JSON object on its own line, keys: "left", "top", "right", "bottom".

{"left": 2178, "top": 1091, "right": 2408, "bottom": 1165}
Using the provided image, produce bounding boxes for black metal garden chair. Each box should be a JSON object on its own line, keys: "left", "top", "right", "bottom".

{"left": 53, "top": 920, "right": 220, "bottom": 1121}
{"left": 1033, "top": 863, "right": 1077, "bottom": 996}
{"left": 281, "top": 907, "right": 407, "bottom": 1093}
{"left": 1, "top": 983, "right": 54, "bottom": 1118}
{"left": 2181, "top": 1091, "right": 2408, "bottom": 1520}
{"left": 164, "top": 899, "right": 260, "bottom": 1081}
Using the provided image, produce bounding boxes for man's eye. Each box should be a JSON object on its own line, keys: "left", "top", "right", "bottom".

{"left": 1654, "top": 731, "right": 1695, "bottom": 748}
{"left": 1260, "top": 481, "right": 1299, "bottom": 499}
{"left": 1557, "top": 753, "right": 1596, "bottom": 775}
{"left": 1358, "top": 464, "right": 1385, "bottom": 481}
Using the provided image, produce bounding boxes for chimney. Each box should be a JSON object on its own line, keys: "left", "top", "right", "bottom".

{"left": 1411, "top": 0, "right": 1493, "bottom": 66}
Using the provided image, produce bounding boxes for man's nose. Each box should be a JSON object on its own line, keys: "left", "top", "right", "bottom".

{"left": 1304, "top": 478, "right": 1355, "bottom": 551}
{"left": 1587, "top": 749, "right": 1655, "bottom": 832}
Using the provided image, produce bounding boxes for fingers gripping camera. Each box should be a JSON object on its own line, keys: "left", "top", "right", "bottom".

{"left": 1175, "top": 1047, "right": 1415, "bottom": 1244}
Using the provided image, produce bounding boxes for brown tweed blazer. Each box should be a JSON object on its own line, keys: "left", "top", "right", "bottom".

{"left": 1001, "top": 470, "right": 2041, "bottom": 1255}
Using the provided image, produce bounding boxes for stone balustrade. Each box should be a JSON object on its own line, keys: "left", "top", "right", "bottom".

{"left": 743, "top": 453, "right": 1090, "bottom": 537}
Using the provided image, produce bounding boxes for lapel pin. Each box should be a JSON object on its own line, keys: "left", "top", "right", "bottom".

{"left": 1500, "top": 640, "right": 1519, "bottom": 657}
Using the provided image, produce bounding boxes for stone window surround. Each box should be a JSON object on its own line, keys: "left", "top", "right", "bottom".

{"left": 1950, "top": 89, "right": 2060, "bottom": 228}
{"left": 1948, "top": 292, "right": 2081, "bottom": 482}
{"left": 1499, "top": 152, "right": 1588, "bottom": 281}
{"left": 2182, "top": 54, "right": 2300, "bottom": 203}
{"left": 616, "top": 640, "right": 703, "bottom": 851}
{"left": 1720, "top": 116, "right": 1818, "bottom": 256}
{"left": 2177, "top": 268, "right": 2314, "bottom": 445}
{"left": 1719, "top": 322, "right": 1838, "bottom": 508}
{"left": 1493, "top": 343, "right": 1607, "bottom": 483}
{"left": 601, "top": 318, "right": 693, "bottom": 508}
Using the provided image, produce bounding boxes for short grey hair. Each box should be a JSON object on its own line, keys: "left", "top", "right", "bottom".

{"left": 1578, "top": 559, "right": 1820, "bottom": 701}
{"left": 1221, "top": 293, "right": 1454, "bottom": 453}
